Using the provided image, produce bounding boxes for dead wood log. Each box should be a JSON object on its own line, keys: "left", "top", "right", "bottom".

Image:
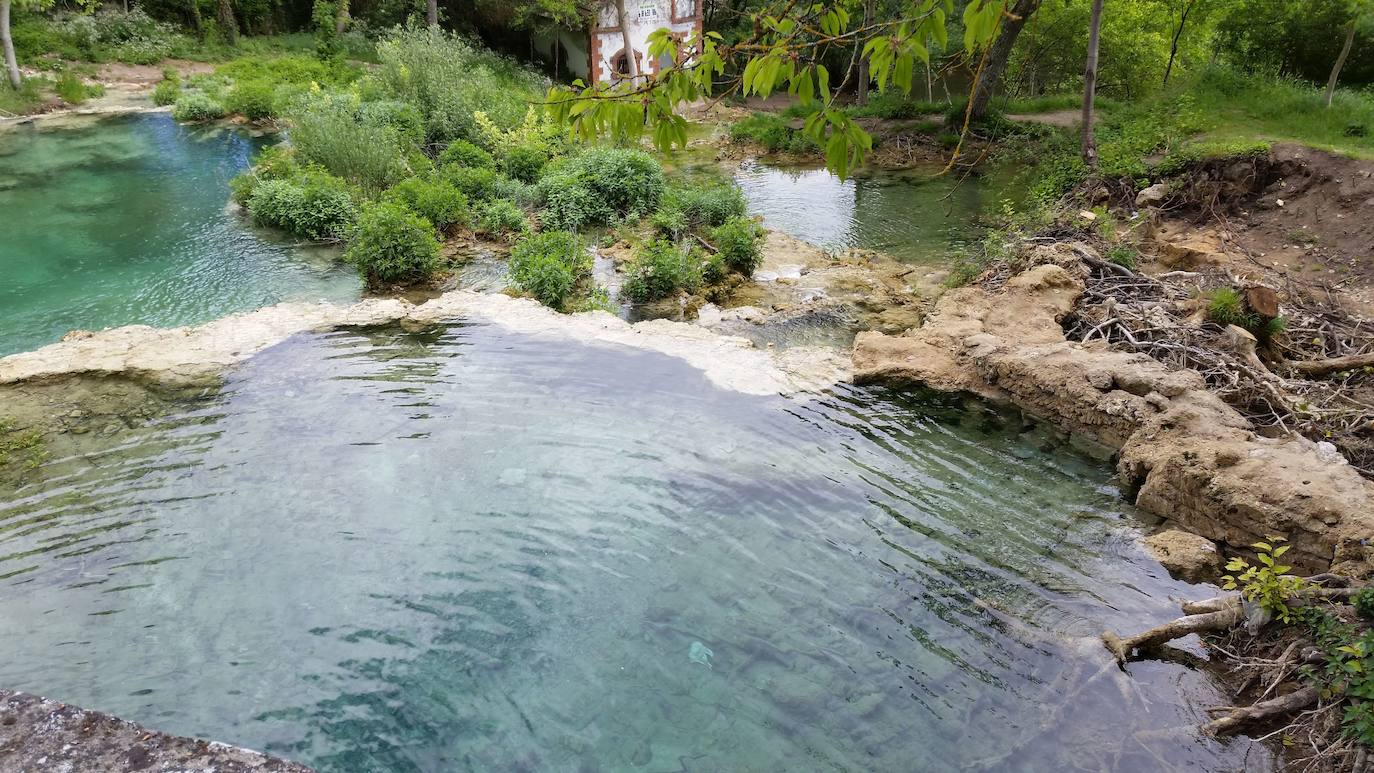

{"left": 1102, "top": 599, "right": 1244, "bottom": 665}
{"left": 1288, "top": 352, "right": 1374, "bottom": 378}
{"left": 1206, "top": 684, "right": 1321, "bottom": 736}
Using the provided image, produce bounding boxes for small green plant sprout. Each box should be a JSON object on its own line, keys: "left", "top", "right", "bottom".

{"left": 1221, "top": 537, "right": 1308, "bottom": 623}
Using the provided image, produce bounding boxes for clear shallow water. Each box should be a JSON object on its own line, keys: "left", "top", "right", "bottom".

{"left": 732, "top": 160, "right": 1020, "bottom": 263}
{"left": 0, "top": 113, "right": 361, "bottom": 356}
{"left": 0, "top": 324, "right": 1266, "bottom": 771}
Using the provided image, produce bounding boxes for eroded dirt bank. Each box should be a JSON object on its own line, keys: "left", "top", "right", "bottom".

{"left": 0, "top": 690, "right": 312, "bottom": 772}
{"left": 853, "top": 244, "right": 1374, "bottom": 577}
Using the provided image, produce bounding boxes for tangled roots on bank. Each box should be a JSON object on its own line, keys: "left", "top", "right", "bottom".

{"left": 1102, "top": 580, "right": 1372, "bottom": 772}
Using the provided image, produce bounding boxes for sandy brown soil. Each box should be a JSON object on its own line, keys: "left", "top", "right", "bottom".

{"left": 95, "top": 58, "right": 216, "bottom": 86}
{"left": 1143, "top": 143, "right": 1374, "bottom": 318}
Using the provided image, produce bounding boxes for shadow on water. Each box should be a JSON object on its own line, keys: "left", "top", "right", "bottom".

{"left": 0, "top": 113, "right": 360, "bottom": 356}
{"left": 0, "top": 324, "right": 1269, "bottom": 772}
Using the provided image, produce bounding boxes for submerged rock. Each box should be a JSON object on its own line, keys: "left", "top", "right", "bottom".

{"left": 0, "top": 689, "right": 313, "bottom": 772}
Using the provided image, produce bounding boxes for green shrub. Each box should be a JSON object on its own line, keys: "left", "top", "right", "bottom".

{"left": 657, "top": 183, "right": 747, "bottom": 236}
{"left": 491, "top": 176, "right": 542, "bottom": 208}
{"left": 509, "top": 230, "right": 588, "bottom": 308}
{"left": 473, "top": 199, "right": 529, "bottom": 240}
{"left": 537, "top": 147, "right": 664, "bottom": 230}
{"left": 288, "top": 93, "right": 413, "bottom": 192}
{"left": 152, "top": 78, "right": 181, "bottom": 106}
{"left": 1355, "top": 588, "right": 1374, "bottom": 622}
{"left": 247, "top": 170, "right": 357, "bottom": 240}
{"left": 701, "top": 252, "right": 728, "bottom": 285}
{"left": 230, "top": 146, "right": 301, "bottom": 206}
{"left": 226, "top": 80, "right": 278, "bottom": 121}
{"left": 710, "top": 217, "right": 765, "bottom": 275}
{"left": 171, "top": 92, "right": 226, "bottom": 122}
{"left": 370, "top": 27, "right": 548, "bottom": 143}
{"left": 728, "top": 112, "right": 818, "bottom": 154}
{"left": 384, "top": 176, "right": 469, "bottom": 233}
{"left": 622, "top": 240, "right": 701, "bottom": 303}
{"left": 216, "top": 54, "right": 360, "bottom": 88}
{"left": 438, "top": 139, "right": 494, "bottom": 169}
{"left": 54, "top": 73, "right": 94, "bottom": 105}
{"left": 440, "top": 165, "right": 501, "bottom": 202}
{"left": 344, "top": 202, "right": 441, "bottom": 284}
{"left": 1106, "top": 245, "right": 1138, "bottom": 270}
{"left": 500, "top": 143, "right": 546, "bottom": 183}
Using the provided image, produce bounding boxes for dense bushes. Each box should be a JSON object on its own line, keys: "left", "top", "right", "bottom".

{"left": 438, "top": 139, "right": 494, "bottom": 169}
{"left": 440, "top": 165, "right": 501, "bottom": 202}
{"left": 384, "top": 176, "right": 468, "bottom": 232}
{"left": 538, "top": 147, "right": 665, "bottom": 230}
{"left": 653, "top": 184, "right": 747, "bottom": 237}
{"left": 152, "top": 72, "right": 180, "bottom": 105}
{"left": 13, "top": 10, "right": 192, "bottom": 66}
{"left": 225, "top": 80, "right": 277, "bottom": 120}
{"left": 344, "top": 202, "right": 441, "bottom": 284}
{"left": 509, "top": 231, "right": 588, "bottom": 308}
{"left": 171, "top": 92, "right": 226, "bottom": 122}
{"left": 247, "top": 169, "right": 356, "bottom": 240}
{"left": 728, "top": 113, "right": 819, "bottom": 154}
{"left": 370, "top": 27, "right": 548, "bottom": 144}
{"left": 710, "top": 217, "right": 765, "bottom": 275}
{"left": 287, "top": 94, "right": 415, "bottom": 191}
{"left": 622, "top": 240, "right": 701, "bottom": 302}
{"left": 499, "top": 144, "right": 546, "bottom": 183}
{"left": 473, "top": 199, "right": 529, "bottom": 240}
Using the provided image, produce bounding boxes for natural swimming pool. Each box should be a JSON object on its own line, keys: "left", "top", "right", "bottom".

{"left": 0, "top": 113, "right": 360, "bottom": 356}
{"left": 0, "top": 322, "right": 1267, "bottom": 771}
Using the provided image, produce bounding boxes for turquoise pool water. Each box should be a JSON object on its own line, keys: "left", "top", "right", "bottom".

{"left": 0, "top": 323, "right": 1267, "bottom": 771}
{"left": 0, "top": 113, "right": 360, "bottom": 356}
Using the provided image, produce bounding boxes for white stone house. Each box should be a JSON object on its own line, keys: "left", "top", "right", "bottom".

{"left": 533, "top": 0, "right": 703, "bottom": 84}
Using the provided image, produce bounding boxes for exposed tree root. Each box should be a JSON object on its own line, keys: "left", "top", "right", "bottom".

{"left": 1101, "top": 598, "right": 1243, "bottom": 665}
{"left": 1206, "top": 685, "right": 1321, "bottom": 736}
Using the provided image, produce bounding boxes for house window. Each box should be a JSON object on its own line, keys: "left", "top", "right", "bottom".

{"left": 672, "top": 0, "right": 696, "bottom": 22}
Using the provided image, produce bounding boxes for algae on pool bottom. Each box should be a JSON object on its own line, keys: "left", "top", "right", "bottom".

{"left": 0, "top": 322, "right": 1268, "bottom": 772}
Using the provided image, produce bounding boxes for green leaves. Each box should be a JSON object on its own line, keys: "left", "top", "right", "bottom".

{"left": 545, "top": 0, "right": 1006, "bottom": 178}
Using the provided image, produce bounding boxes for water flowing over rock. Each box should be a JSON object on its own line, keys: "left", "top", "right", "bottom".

{"left": 853, "top": 252, "right": 1374, "bottom": 576}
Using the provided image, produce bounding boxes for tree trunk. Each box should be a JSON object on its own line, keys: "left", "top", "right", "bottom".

{"left": 968, "top": 0, "right": 1041, "bottom": 122}
{"left": 334, "top": 0, "right": 350, "bottom": 35}
{"left": 856, "top": 0, "right": 873, "bottom": 105}
{"left": 1081, "top": 0, "right": 1103, "bottom": 167}
{"left": 1162, "top": 1, "right": 1193, "bottom": 86}
{"left": 218, "top": 0, "right": 239, "bottom": 45}
{"left": 1, "top": 0, "right": 19, "bottom": 90}
{"left": 188, "top": 0, "right": 205, "bottom": 35}
{"left": 1325, "top": 20, "right": 1357, "bottom": 108}
{"left": 613, "top": 0, "right": 639, "bottom": 84}
{"left": 426, "top": 0, "right": 437, "bottom": 27}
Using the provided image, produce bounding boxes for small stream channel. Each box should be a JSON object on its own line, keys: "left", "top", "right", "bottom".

{"left": 0, "top": 112, "right": 1268, "bottom": 772}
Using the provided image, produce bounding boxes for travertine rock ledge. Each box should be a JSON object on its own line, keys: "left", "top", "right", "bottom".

{"left": 853, "top": 255, "right": 1374, "bottom": 576}
{"left": 0, "top": 690, "right": 313, "bottom": 772}
{"left": 0, "top": 290, "right": 848, "bottom": 397}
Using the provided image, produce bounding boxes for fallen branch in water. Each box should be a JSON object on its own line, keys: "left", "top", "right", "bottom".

{"left": 1101, "top": 597, "right": 1244, "bottom": 666}
{"left": 1206, "top": 684, "right": 1322, "bottom": 736}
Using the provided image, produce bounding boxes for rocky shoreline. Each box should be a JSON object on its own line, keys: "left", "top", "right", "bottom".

{"left": 0, "top": 690, "right": 312, "bottom": 772}
{"left": 853, "top": 244, "right": 1374, "bottom": 578}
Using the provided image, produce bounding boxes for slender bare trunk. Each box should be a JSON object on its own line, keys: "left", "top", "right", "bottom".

{"left": 1, "top": 0, "right": 19, "bottom": 90}
{"left": 334, "top": 0, "right": 350, "bottom": 35}
{"left": 426, "top": 0, "right": 437, "bottom": 27}
{"left": 1325, "top": 21, "right": 1357, "bottom": 108}
{"left": 1081, "top": 0, "right": 1103, "bottom": 167}
{"left": 613, "top": 0, "right": 639, "bottom": 83}
{"left": 1162, "top": 0, "right": 1193, "bottom": 86}
{"left": 855, "top": 0, "right": 873, "bottom": 105}
{"left": 218, "top": 0, "right": 239, "bottom": 45}
{"left": 968, "top": 0, "right": 1041, "bottom": 122}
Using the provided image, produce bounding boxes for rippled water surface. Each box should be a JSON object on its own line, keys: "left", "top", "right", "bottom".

{"left": 0, "top": 324, "right": 1266, "bottom": 771}
{"left": 0, "top": 113, "right": 360, "bottom": 356}
{"left": 732, "top": 160, "right": 1020, "bottom": 263}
